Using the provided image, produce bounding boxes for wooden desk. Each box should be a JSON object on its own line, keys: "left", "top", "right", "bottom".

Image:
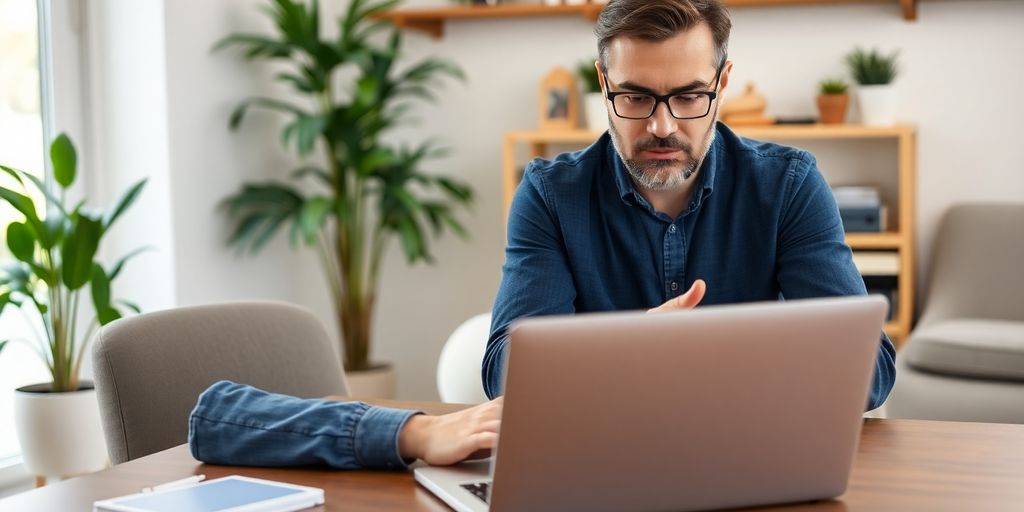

{"left": 3, "top": 399, "right": 1024, "bottom": 511}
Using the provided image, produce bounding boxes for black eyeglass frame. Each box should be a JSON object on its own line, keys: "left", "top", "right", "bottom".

{"left": 601, "top": 55, "right": 728, "bottom": 120}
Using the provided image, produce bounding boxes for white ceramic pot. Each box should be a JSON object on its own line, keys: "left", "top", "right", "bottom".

{"left": 583, "top": 92, "right": 609, "bottom": 132}
{"left": 14, "top": 381, "right": 109, "bottom": 478}
{"left": 856, "top": 84, "right": 898, "bottom": 126}
{"left": 344, "top": 364, "right": 396, "bottom": 399}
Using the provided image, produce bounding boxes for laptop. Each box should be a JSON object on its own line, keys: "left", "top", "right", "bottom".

{"left": 415, "top": 295, "right": 888, "bottom": 512}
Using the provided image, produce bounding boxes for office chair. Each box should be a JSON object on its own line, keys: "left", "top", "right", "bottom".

{"left": 437, "top": 312, "right": 490, "bottom": 404}
{"left": 886, "top": 203, "right": 1024, "bottom": 423}
{"left": 92, "top": 302, "right": 348, "bottom": 464}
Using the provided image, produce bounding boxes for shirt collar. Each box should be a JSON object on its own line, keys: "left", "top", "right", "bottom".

{"left": 608, "top": 122, "right": 722, "bottom": 207}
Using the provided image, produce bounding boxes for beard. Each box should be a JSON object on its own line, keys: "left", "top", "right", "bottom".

{"left": 609, "top": 108, "right": 718, "bottom": 192}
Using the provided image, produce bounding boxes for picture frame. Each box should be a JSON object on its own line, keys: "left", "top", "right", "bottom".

{"left": 538, "top": 67, "right": 579, "bottom": 131}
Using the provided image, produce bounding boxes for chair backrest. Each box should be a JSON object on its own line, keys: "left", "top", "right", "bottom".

{"left": 92, "top": 301, "right": 347, "bottom": 464}
{"left": 919, "top": 203, "right": 1024, "bottom": 325}
{"left": 436, "top": 313, "right": 490, "bottom": 404}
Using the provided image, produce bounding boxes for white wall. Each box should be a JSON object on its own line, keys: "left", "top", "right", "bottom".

{"left": 91, "top": 0, "right": 1024, "bottom": 400}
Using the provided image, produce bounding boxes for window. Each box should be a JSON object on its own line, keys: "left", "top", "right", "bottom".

{"left": 0, "top": 0, "right": 54, "bottom": 466}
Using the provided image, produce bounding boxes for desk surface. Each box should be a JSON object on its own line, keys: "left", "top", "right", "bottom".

{"left": 3, "top": 398, "right": 1024, "bottom": 512}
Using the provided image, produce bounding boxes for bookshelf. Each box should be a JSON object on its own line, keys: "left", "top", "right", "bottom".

{"left": 501, "top": 124, "right": 917, "bottom": 346}
{"left": 378, "top": 1, "right": 919, "bottom": 39}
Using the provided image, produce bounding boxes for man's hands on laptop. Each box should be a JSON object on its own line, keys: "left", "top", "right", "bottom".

{"left": 648, "top": 279, "right": 706, "bottom": 313}
{"left": 397, "top": 279, "right": 702, "bottom": 466}
{"left": 399, "top": 397, "right": 503, "bottom": 466}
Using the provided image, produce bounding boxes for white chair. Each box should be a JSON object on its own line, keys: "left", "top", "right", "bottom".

{"left": 437, "top": 313, "right": 491, "bottom": 404}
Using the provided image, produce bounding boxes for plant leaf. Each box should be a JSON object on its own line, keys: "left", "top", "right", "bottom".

{"left": 229, "top": 97, "right": 306, "bottom": 131}
{"left": 6, "top": 222, "right": 35, "bottom": 262}
{"left": 0, "top": 186, "right": 45, "bottom": 244}
{"left": 102, "top": 178, "right": 148, "bottom": 232}
{"left": 98, "top": 306, "right": 122, "bottom": 326}
{"left": 117, "top": 299, "right": 142, "bottom": 314}
{"left": 108, "top": 246, "right": 153, "bottom": 280}
{"left": 0, "top": 164, "right": 26, "bottom": 188}
{"left": 0, "top": 340, "right": 7, "bottom": 356}
{"left": 90, "top": 264, "right": 112, "bottom": 320}
{"left": 298, "top": 197, "right": 332, "bottom": 245}
{"left": 50, "top": 133, "right": 77, "bottom": 189}
{"left": 61, "top": 212, "right": 103, "bottom": 290}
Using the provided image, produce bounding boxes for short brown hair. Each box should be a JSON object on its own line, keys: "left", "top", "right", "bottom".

{"left": 595, "top": 0, "right": 731, "bottom": 69}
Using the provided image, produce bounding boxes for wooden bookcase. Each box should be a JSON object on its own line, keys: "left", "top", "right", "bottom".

{"left": 501, "top": 124, "right": 917, "bottom": 346}
{"left": 378, "top": 0, "right": 918, "bottom": 39}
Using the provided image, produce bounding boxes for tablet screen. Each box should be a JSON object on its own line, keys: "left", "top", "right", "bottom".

{"left": 106, "top": 477, "right": 309, "bottom": 512}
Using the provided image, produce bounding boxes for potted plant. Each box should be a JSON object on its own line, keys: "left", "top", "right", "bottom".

{"left": 0, "top": 134, "right": 146, "bottom": 482}
{"left": 846, "top": 47, "right": 900, "bottom": 126}
{"left": 216, "top": 0, "right": 473, "bottom": 397}
{"left": 816, "top": 77, "right": 850, "bottom": 124}
{"left": 577, "top": 58, "right": 607, "bottom": 132}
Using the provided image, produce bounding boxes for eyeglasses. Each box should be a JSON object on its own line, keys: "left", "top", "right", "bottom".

{"left": 602, "top": 56, "right": 727, "bottom": 120}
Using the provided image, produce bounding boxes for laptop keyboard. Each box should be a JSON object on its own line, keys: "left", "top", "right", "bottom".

{"left": 459, "top": 481, "right": 491, "bottom": 504}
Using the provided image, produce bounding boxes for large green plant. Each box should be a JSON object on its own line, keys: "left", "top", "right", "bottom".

{"left": 0, "top": 134, "right": 147, "bottom": 392}
{"left": 217, "top": 0, "right": 472, "bottom": 372}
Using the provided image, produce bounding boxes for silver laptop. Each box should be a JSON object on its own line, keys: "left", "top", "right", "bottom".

{"left": 416, "top": 295, "right": 887, "bottom": 512}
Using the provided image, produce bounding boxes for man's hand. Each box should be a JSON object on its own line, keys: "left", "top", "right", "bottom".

{"left": 398, "top": 397, "right": 503, "bottom": 466}
{"left": 647, "top": 279, "right": 706, "bottom": 313}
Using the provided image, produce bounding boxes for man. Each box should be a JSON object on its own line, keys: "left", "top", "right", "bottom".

{"left": 482, "top": 0, "right": 896, "bottom": 410}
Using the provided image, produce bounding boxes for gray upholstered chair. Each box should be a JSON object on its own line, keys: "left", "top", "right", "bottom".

{"left": 92, "top": 302, "right": 348, "bottom": 464}
{"left": 886, "top": 203, "right": 1024, "bottom": 423}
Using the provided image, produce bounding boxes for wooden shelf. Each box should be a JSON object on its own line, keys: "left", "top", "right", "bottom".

{"left": 846, "top": 232, "right": 904, "bottom": 249}
{"left": 732, "top": 123, "right": 916, "bottom": 140}
{"left": 884, "top": 322, "right": 903, "bottom": 340}
{"left": 379, "top": 1, "right": 917, "bottom": 39}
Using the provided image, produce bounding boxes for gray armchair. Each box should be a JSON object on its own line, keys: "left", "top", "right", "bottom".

{"left": 92, "top": 302, "right": 348, "bottom": 463}
{"left": 886, "top": 203, "right": 1024, "bottom": 423}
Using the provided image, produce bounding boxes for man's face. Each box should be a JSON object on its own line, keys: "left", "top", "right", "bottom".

{"left": 600, "top": 23, "right": 731, "bottom": 192}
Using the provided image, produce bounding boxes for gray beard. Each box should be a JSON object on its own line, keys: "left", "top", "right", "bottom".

{"left": 609, "top": 111, "right": 718, "bottom": 192}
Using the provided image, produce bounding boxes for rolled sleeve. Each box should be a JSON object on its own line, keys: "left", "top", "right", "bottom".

{"left": 188, "top": 381, "right": 422, "bottom": 470}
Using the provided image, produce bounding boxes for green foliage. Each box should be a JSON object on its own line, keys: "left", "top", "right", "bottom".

{"left": 216, "top": 0, "right": 472, "bottom": 371}
{"left": 846, "top": 47, "right": 899, "bottom": 86}
{"left": 819, "top": 77, "right": 849, "bottom": 95}
{"left": 576, "top": 58, "right": 601, "bottom": 93}
{"left": 0, "top": 136, "right": 147, "bottom": 392}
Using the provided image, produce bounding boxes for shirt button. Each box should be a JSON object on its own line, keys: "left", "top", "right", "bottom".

{"left": 670, "top": 281, "right": 679, "bottom": 291}
{"left": 669, "top": 224, "right": 677, "bottom": 233}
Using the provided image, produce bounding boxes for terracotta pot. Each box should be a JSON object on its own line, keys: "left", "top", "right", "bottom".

{"left": 817, "top": 94, "right": 849, "bottom": 124}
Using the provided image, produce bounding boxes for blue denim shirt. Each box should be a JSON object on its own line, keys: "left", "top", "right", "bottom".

{"left": 188, "top": 381, "right": 419, "bottom": 469}
{"left": 483, "top": 122, "right": 896, "bottom": 410}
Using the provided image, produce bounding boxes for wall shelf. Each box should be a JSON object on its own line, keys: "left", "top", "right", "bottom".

{"left": 379, "top": 1, "right": 917, "bottom": 39}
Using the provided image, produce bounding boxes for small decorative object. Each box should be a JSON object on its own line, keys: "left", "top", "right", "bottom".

{"left": 538, "top": 67, "right": 580, "bottom": 131}
{"left": 1, "top": 134, "right": 147, "bottom": 483}
{"left": 576, "top": 58, "right": 607, "bottom": 132}
{"left": 817, "top": 77, "right": 850, "bottom": 124}
{"left": 720, "top": 82, "right": 775, "bottom": 126}
{"left": 846, "top": 47, "right": 899, "bottom": 126}
{"left": 217, "top": 0, "right": 472, "bottom": 398}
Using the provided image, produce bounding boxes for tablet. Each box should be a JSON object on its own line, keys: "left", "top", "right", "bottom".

{"left": 93, "top": 475, "right": 325, "bottom": 512}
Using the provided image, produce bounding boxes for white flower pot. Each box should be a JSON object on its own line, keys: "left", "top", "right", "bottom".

{"left": 14, "top": 381, "right": 109, "bottom": 479}
{"left": 583, "top": 92, "right": 609, "bottom": 132}
{"left": 856, "top": 84, "right": 898, "bottom": 126}
{"left": 344, "top": 363, "right": 396, "bottom": 399}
